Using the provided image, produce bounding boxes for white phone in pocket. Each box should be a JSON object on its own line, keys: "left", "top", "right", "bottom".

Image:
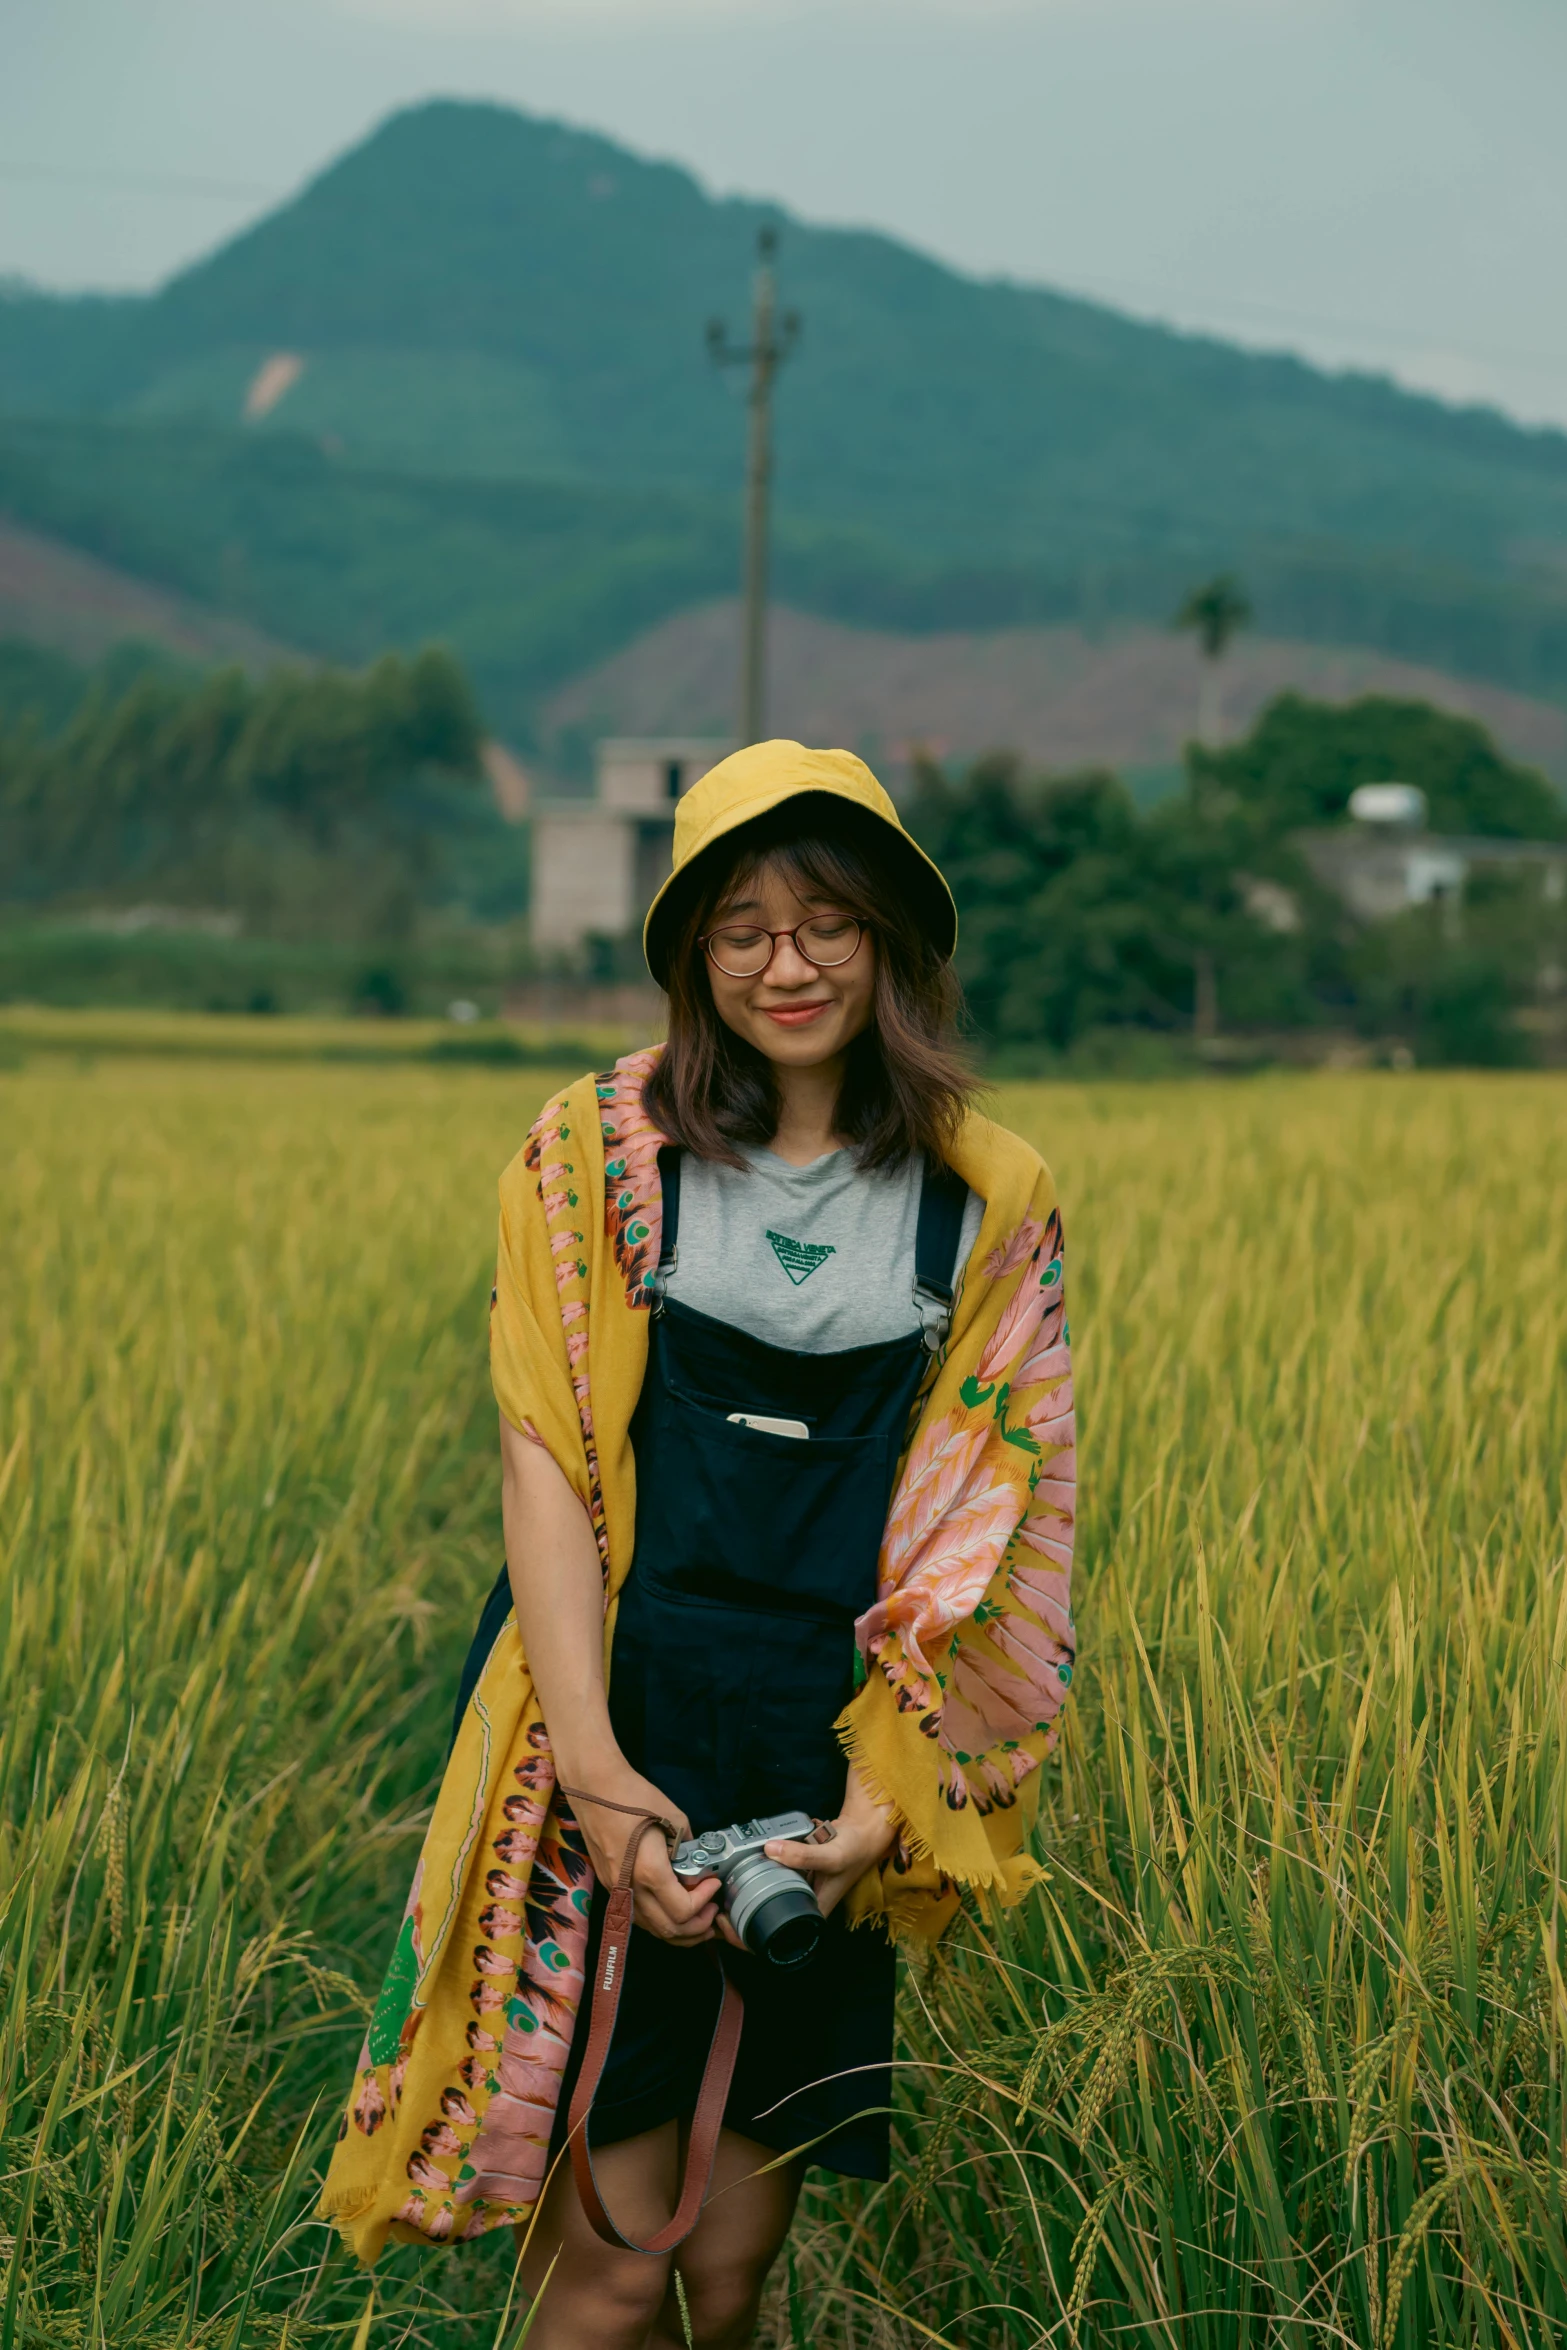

{"left": 726, "top": 1411, "right": 810, "bottom": 1440}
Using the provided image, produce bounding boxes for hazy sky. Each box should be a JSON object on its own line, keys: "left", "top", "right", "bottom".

{"left": 5, "top": 0, "right": 1565, "bottom": 429}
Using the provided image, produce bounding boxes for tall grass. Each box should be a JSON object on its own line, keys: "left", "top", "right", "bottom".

{"left": 2, "top": 1056, "right": 1563, "bottom": 2345}
{"left": 772, "top": 1078, "right": 1567, "bottom": 2346}
{"left": 0, "top": 1057, "right": 546, "bottom": 2345}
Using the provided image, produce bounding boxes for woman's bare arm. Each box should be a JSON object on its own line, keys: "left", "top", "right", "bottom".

{"left": 499, "top": 1413, "right": 718, "bottom": 1943}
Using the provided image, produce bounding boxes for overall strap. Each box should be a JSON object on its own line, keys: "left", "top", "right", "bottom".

{"left": 649, "top": 1146, "right": 682, "bottom": 1311}
{"left": 913, "top": 1159, "right": 968, "bottom": 1354}
{"left": 557, "top": 1785, "right": 744, "bottom": 2254}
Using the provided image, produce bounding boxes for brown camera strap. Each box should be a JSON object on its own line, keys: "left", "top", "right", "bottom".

{"left": 556, "top": 1786, "right": 745, "bottom": 2254}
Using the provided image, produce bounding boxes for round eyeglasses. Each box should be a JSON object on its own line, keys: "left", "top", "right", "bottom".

{"left": 701, "top": 914, "right": 865, "bottom": 979}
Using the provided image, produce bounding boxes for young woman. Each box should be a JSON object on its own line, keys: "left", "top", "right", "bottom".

{"left": 321, "top": 745, "right": 1078, "bottom": 2350}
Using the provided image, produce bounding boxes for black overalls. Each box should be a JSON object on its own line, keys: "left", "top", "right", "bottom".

{"left": 459, "top": 1150, "right": 966, "bottom": 2181}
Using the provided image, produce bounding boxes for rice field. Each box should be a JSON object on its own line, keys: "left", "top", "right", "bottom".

{"left": 3, "top": 1043, "right": 1565, "bottom": 2347}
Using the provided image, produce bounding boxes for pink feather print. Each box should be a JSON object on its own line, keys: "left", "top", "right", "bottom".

{"left": 351, "top": 2071, "right": 386, "bottom": 2136}
{"left": 1021, "top": 1294, "right": 1066, "bottom": 1364}
{"left": 1010, "top": 1559, "right": 1074, "bottom": 1636}
{"left": 1025, "top": 1407, "right": 1075, "bottom": 1460}
{"left": 1026, "top": 1444, "right": 1075, "bottom": 1490}
{"left": 1024, "top": 1390, "right": 1073, "bottom": 1443}
{"left": 598, "top": 1046, "right": 668, "bottom": 1304}
{"left": 976, "top": 1273, "right": 1050, "bottom": 1387}
{"left": 395, "top": 2192, "right": 457, "bottom": 2240}
{"left": 952, "top": 1611, "right": 1073, "bottom": 1743}
{"left": 496, "top": 2044, "right": 571, "bottom": 2104}
{"left": 991, "top": 1611, "right": 1073, "bottom": 1683}
{"left": 984, "top": 1216, "right": 1044, "bottom": 1281}
{"left": 1013, "top": 1335, "right": 1069, "bottom": 1392}
{"left": 879, "top": 1416, "right": 989, "bottom": 1590}
{"left": 945, "top": 1672, "right": 1037, "bottom": 1745}
{"left": 560, "top": 1300, "right": 590, "bottom": 1369}
{"left": 1027, "top": 1479, "right": 1075, "bottom": 1524}
{"left": 457, "top": 1876, "right": 587, "bottom": 2211}
{"left": 871, "top": 1477, "right": 1025, "bottom": 1682}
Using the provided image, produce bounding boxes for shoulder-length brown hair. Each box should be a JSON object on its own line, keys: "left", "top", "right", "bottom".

{"left": 642, "top": 802, "right": 973, "bottom": 1171}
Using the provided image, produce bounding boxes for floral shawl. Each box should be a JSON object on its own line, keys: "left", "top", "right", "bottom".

{"left": 320, "top": 1048, "right": 1076, "bottom": 2262}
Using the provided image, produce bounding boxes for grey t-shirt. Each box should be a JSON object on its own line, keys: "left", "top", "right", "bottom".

{"left": 663, "top": 1145, "right": 985, "bottom": 1353}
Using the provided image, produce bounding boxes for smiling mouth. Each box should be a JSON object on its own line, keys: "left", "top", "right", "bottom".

{"left": 761, "top": 1000, "right": 832, "bottom": 1027}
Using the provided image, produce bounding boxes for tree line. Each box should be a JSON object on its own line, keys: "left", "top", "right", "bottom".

{"left": 3, "top": 635, "right": 1562, "bottom": 1061}
{"left": 0, "top": 646, "right": 488, "bottom": 946}
{"left": 909, "top": 694, "right": 1566, "bottom": 1068}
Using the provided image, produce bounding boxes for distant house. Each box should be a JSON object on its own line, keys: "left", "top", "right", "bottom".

{"left": 1297, "top": 783, "right": 1567, "bottom": 924}
{"left": 530, "top": 738, "right": 733, "bottom": 954}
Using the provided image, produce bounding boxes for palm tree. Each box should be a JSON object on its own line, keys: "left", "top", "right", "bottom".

{"left": 1175, "top": 574, "right": 1251, "bottom": 746}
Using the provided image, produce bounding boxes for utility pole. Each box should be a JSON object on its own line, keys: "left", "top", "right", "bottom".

{"left": 708, "top": 227, "right": 799, "bottom": 747}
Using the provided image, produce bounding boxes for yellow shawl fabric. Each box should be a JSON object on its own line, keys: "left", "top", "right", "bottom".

{"left": 321, "top": 1049, "right": 1076, "bottom": 2261}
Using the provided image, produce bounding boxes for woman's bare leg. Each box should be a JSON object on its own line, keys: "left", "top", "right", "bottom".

{"left": 646, "top": 2132, "right": 803, "bottom": 2349}
{"left": 514, "top": 2122, "right": 678, "bottom": 2349}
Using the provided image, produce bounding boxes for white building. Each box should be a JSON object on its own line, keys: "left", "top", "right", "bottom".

{"left": 530, "top": 738, "right": 733, "bottom": 954}
{"left": 1297, "top": 782, "right": 1567, "bottom": 923}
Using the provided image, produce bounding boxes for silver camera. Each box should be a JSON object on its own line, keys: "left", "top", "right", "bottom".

{"left": 671, "top": 1810, "right": 824, "bottom": 1968}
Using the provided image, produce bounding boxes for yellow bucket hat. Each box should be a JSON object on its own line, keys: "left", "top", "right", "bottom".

{"left": 642, "top": 740, "right": 958, "bottom": 987}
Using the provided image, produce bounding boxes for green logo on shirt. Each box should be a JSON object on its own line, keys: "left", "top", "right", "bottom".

{"left": 766, "top": 1229, "right": 836, "bottom": 1285}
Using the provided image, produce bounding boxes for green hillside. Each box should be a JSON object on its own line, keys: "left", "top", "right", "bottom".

{"left": 0, "top": 418, "right": 909, "bottom": 742}
{"left": 2, "top": 99, "right": 1567, "bottom": 725}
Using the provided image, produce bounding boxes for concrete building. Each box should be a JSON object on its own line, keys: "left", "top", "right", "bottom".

{"left": 1297, "top": 784, "right": 1567, "bottom": 923}
{"left": 1303, "top": 831, "right": 1567, "bottom": 919}
{"left": 530, "top": 738, "right": 732, "bottom": 954}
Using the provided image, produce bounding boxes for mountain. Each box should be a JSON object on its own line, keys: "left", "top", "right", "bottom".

{"left": 0, "top": 416, "right": 889, "bottom": 742}
{"left": 0, "top": 515, "right": 294, "bottom": 669}
{"left": 2, "top": 99, "right": 1566, "bottom": 732}
{"left": 540, "top": 602, "right": 1567, "bottom": 790}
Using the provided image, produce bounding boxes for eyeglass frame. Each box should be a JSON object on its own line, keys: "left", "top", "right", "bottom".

{"left": 699, "top": 915, "right": 867, "bottom": 979}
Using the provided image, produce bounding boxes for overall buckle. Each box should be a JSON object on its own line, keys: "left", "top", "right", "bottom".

{"left": 913, "top": 1279, "right": 952, "bottom": 1355}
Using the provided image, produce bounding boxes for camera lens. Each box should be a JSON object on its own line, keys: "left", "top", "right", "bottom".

{"left": 746, "top": 1880, "right": 823, "bottom": 1968}
{"left": 726, "top": 1853, "right": 823, "bottom": 1968}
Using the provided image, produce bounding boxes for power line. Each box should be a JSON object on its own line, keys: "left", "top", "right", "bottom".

{"left": 1044, "top": 266, "right": 1567, "bottom": 384}
{"left": 1, "top": 152, "right": 1558, "bottom": 392}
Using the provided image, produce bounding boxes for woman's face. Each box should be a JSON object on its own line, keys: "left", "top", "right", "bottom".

{"left": 701, "top": 858, "right": 877, "bottom": 1071}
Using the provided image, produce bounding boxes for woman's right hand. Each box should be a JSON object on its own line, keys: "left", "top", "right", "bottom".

{"left": 564, "top": 1761, "right": 721, "bottom": 1946}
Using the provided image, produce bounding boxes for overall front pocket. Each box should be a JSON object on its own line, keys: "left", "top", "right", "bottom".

{"left": 634, "top": 1387, "right": 890, "bottom": 1621}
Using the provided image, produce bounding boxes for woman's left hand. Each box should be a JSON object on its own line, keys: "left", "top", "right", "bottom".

{"left": 716, "top": 1767, "right": 897, "bottom": 1943}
